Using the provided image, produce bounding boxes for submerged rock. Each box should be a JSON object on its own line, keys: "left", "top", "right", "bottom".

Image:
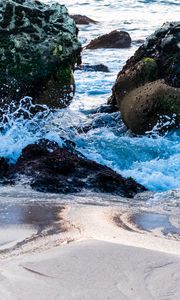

{"left": 77, "top": 111, "right": 123, "bottom": 134}
{"left": 85, "top": 30, "right": 131, "bottom": 49}
{"left": 6, "top": 139, "right": 146, "bottom": 197}
{"left": 0, "top": 0, "right": 81, "bottom": 109}
{"left": 110, "top": 22, "right": 180, "bottom": 134}
{"left": 85, "top": 104, "right": 119, "bottom": 114}
{"left": 75, "top": 63, "right": 110, "bottom": 72}
{"left": 70, "top": 14, "right": 98, "bottom": 25}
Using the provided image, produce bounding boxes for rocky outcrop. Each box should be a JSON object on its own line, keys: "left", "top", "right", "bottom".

{"left": 3, "top": 139, "right": 146, "bottom": 197}
{"left": 109, "top": 22, "right": 180, "bottom": 134}
{"left": 0, "top": 0, "right": 81, "bottom": 110}
{"left": 85, "top": 30, "right": 131, "bottom": 49}
{"left": 70, "top": 14, "right": 98, "bottom": 25}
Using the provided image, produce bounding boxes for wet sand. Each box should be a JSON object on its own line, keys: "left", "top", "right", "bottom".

{"left": 0, "top": 200, "right": 66, "bottom": 257}
{"left": 0, "top": 225, "right": 35, "bottom": 251}
{"left": 0, "top": 190, "right": 180, "bottom": 299}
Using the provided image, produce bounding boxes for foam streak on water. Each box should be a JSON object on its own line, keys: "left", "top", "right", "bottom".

{"left": 0, "top": 0, "right": 179, "bottom": 194}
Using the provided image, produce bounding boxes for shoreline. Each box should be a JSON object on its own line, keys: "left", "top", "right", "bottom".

{"left": 1, "top": 200, "right": 180, "bottom": 258}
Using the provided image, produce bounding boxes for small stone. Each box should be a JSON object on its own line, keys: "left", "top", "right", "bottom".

{"left": 70, "top": 14, "right": 98, "bottom": 25}
{"left": 85, "top": 30, "right": 131, "bottom": 49}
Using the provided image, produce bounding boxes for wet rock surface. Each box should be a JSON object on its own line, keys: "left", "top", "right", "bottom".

{"left": 2, "top": 139, "right": 146, "bottom": 197}
{"left": 0, "top": 0, "right": 81, "bottom": 109}
{"left": 70, "top": 14, "right": 98, "bottom": 25}
{"left": 85, "top": 30, "right": 131, "bottom": 49}
{"left": 110, "top": 22, "right": 180, "bottom": 134}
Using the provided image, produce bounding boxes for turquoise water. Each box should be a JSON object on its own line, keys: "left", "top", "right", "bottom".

{"left": 0, "top": 0, "right": 179, "bottom": 192}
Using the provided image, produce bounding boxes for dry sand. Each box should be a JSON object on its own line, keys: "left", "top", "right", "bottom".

{"left": 0, "top": 204, "right": 180, "bottom": 300}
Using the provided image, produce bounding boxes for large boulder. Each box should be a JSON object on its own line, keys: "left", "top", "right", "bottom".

{"left": 0, "top": 0, "right": 81, "bottom": 110}
{"left": 85, "top": 30, "right": 131, "bottom": 49}
{"left": 4, "top": 139, "right": 146, "bottom": 197}
{"left": 109, "top": 22, "right": 180, "bottom": 134}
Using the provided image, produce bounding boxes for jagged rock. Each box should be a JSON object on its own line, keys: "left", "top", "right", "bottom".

{"left": 85, "top": 30, "right": 131, "bottom": 49}
{"left": 0, "top": 0, "right": 81, "bottom": 110}
{"left": 109, "top": 22, "right": 180, "bottom": 134}
{"left": 6, "top": 139, "right": 146, "bottom": 197}
{"left": 70, "top": 14, "right": 98, "bottom": 25}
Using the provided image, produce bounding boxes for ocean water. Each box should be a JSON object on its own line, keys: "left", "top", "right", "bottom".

{"left": 0, "top": 0, "right": 180, "bottom": 193}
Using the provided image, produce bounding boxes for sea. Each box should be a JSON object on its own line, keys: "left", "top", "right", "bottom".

{"left": 0, "top": 0, "right": 179, "bottom": 198}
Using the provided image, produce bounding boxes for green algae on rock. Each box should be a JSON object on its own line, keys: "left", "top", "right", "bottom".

{"left": 0, "top": 0, "right": 81, "bottom": 109}
{"left": 109, "top": 22, "right": 180, "bottom": 134}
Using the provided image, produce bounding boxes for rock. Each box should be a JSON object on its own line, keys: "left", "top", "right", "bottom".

{"left": 0, "top": 157, "right": 9, "bottom": 178}
{"left": 87, "top": 104, "right": 119, "bottom": 114}
{"left": 120, "top": 80, "right": 180, "bottom": 134}
{"left": 85, "top": 30, "right": 131, "bottom": 49}
{"left": 110, "top": 22, "right": 180, "bottom": 134}
{"left": 7, "top": 139, "right": 146, "bottom": 197}
{"left": 0, "top": 0, "right": 81, "bottom": 110}
{"left": 70, "top": 14, "right": 98, "bottom": 25}
{"left": 75, "top": 63, "right": 110, "bottom": 72}
{"left": 109, "top": 58, "right": 158, "bottom": 106}
{"left": 133, "top": 39, "right": 145, "bottom": 45}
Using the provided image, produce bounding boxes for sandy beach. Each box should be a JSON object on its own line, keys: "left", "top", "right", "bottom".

{"left": 0, "top": 199, "right": 180, "bottom": 300}
{"left": 1, "top": 239, "right": 180, "bottom": 300}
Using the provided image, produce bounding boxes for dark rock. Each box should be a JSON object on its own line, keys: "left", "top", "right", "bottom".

{"left": 133, "top": 39, "right": 145, "bottom": 45}
{"left": 0, "top": 157, "right": 9, "bottom": 177}
{"left": 86, "top": 104, "right": 119, "bottom": 114}
{"left": 7, "top": 139, "right": 146, "bottom": 197}
{"left": 0, "top": 0, "right": 81, "bottom": 110}
{"left": 75, "top": 64, "right": 110, "bottom": 72}
{"left": 70, "top": 14, "right": 98, "bottom": 25}
{"left": 85, "top": 30, "right": 131, "bottom": 49}
{"left": 110, "top": 22, "right": 180, "bottom": 134}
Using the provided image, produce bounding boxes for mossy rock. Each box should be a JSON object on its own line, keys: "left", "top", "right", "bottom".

{"left": 110, "top": 22, "right": 180, "bottom": 134}
{"left": 111, "top": 58, "right": 158, "bottom": 106}
{"left": 120, "top": 80, "right": 180, "bottom": 134}
{"left": 0, "top": 0, "right": 81, "bottom": 109}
